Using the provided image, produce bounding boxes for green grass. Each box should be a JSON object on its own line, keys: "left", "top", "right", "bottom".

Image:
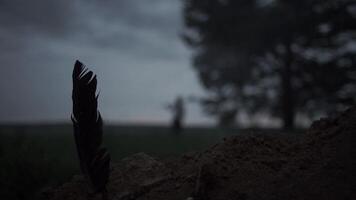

{"left": 0, "top": 125, "right": 235, "bottom": 200}
{"left": 0, "top": 124, "right": 300, "bottom": 200}
{"left": 103, "top": 125, "right": 233, "bottom": 159}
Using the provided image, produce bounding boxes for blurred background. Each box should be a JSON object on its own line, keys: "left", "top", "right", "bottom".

{"left": 0, "top": 0, "right": 355, "bottom": 199}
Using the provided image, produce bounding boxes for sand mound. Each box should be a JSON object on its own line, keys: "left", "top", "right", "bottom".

{"left": 44, "top": 107, "right": 356, "bottom": 200}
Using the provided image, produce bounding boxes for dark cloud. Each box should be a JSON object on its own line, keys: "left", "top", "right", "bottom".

{"left": 0, "top": 0, "right": 210, "bottom": 124}
{"left": 91, "top": 0, "right": 182, "bottom": 32}
{"left": 0, "top": 0, "right": 78, "bottom": 36}
{"left": 0, "top": 0, "right": 182, "bottom": 39}
{"left": 0, "top": 0, "right": 185, "bottom": 60}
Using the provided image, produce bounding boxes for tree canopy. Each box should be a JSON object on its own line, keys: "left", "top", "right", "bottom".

{"left": 183, "top": 0, "right": 356, "bottom": 129}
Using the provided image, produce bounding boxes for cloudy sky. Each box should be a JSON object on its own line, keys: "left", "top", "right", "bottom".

{"left": 0, "top": 0, "right": 212, "bottom": 125}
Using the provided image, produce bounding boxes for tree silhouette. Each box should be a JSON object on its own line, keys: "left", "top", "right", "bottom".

{"left": 167, "top": 96, "right": 185, "bottom": 133}
{"left": 183, "top": 0, "right": 356, "bottom": 129}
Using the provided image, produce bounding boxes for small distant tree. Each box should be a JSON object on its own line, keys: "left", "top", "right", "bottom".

{"left": 167, "top": 96, "right": 185, "bottom": 133}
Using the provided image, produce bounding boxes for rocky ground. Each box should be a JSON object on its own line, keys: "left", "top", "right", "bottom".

{"left": 44, "top": 107, "right": 356, "bottom": 200}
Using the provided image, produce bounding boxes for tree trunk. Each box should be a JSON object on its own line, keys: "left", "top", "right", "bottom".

{"left": 281, "top": 45, "right": 295, "bottom": 130}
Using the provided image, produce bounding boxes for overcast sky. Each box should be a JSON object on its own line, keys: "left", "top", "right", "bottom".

{"left": 0, "top": 0, "right": 213, "bottom": 125}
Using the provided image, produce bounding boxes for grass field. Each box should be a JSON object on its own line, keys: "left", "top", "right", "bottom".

{"left": 0, "top": 124, "right": 299, "bottom": 199}
{"left": 0, "top": 124, "right": 238, "bottom": 199}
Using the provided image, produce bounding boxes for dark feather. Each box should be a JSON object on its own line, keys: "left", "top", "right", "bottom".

{"left": 71, "top": 60, "right": 110, "bottom": 194}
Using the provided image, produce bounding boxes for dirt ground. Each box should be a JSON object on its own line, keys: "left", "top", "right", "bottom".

{"left": 44, "top": 107, "right": 356, "bottom": 200}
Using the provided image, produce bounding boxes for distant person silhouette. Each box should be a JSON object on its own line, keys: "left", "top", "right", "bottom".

{"left": 167, "top": 96, "right": 185, "bottom": 133}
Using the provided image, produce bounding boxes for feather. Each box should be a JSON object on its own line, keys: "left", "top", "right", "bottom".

{"left": 71, "top": 60, "right": 110, "bottom": 195}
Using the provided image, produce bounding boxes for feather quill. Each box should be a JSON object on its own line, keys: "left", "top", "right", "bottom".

{"left": 71, "top": 60, "right": 110, "bottom": 196}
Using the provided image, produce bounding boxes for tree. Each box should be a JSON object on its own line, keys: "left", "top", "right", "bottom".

{"left": 183, "top": 0, "right": 356, "bottom": 129}
{"left": 182, "top": 0, "right": 267, "bottom": 126}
